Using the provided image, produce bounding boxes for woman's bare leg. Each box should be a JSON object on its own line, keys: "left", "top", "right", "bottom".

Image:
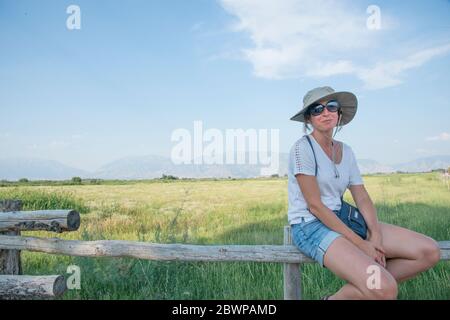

{"left": 325, "top": 223, "right": 440, "bottom": 300}
{"left": 378, "top": 222, "right": 441, "bottom": 282}
{"left": 322, "top": 236, "right": 398, "bottom": 300}
{"left": 327, "top": 283, "right": 364, "bottom": 300}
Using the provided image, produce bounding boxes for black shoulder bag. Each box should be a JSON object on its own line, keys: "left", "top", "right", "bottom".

{"left": 305, "top": 135, "right": 368, "bottom": 240}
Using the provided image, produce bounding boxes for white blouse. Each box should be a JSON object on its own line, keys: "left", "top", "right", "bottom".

{"left": 287, "top": 134, "right": 364, "bottom": 226}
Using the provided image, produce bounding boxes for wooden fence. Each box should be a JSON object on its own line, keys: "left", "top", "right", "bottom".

{"left": 0, "top": 199, "right": 449, "bottom": 300}
{"left": 0, "top": 199, "right": 79, "bottom": 299}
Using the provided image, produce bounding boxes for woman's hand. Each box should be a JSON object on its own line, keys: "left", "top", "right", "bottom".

{"left": 357, "top": 238, "right": 386, "bottom": 267}
{"left": 367, "top": 229, "right": 386, "bottom": 267}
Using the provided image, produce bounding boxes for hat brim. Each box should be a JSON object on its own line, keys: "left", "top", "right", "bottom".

{"left": 290, "top": 91, "right": 357, "bottom": 126}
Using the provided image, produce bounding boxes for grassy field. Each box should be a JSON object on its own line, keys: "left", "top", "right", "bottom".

{"left": 0, "top": 172, "right": 449, "bottom": 300}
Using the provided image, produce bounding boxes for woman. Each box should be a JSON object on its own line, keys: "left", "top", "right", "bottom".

{"left": 288, "top": 86, "right": 441, "bottom": 300}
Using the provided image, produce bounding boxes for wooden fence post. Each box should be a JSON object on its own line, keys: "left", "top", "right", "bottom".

{"left": 283, "top": 225, "right": 301, "bottom": 300}
{"left": 0, "top": 200, "right": 22, "bottom": 275}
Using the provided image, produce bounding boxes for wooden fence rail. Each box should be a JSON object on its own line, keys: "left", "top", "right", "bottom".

{"left": 0, "top": 234, "right": 320, "bottom": 263}
{"left": 0, "top": 199, "right": 79, "bottom": 299}
{"left": 0, "top": 199, "right": 449, "bottom": 300}
{"left": 0, "top": 234, "right": 447, "bottom": 263}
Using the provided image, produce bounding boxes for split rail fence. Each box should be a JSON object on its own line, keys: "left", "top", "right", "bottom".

{"left": 1, "top": 199, "right": 449, "bottom": 299}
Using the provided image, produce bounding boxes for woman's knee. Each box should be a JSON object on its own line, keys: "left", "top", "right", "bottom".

{"left": 363, "top": 271, "right": 398, "bottom": 300}
{"left": 420, "top": 238, "right": 441, "bottom": 267}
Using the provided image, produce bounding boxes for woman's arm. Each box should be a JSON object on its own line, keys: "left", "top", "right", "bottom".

{"left": 296, "top": 174, "right": 386, "bottom": 265}
{"left": 348, "top": 184, "right": 381, "bottom": 235}
{"left": 296, "top": 174, "right": 365, "bottom": 247}
{"left": 349, "top": 184, "right": 386, "bottom": 266}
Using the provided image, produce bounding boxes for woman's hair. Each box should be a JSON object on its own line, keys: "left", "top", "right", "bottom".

{"left": 303, "top": 109, "right": 343, "bottom": 135}
{"left": 303, "top": 112, "right": 312, "bottom": 134}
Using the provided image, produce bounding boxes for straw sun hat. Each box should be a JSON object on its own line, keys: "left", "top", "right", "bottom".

{"left": 290, "top": 86, "right": 358, "bottom": 126}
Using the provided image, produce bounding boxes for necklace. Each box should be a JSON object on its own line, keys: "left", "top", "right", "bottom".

{"left": 312, "top": 134, "right": 341, "bottom": 179}
{"left": 331, "top": 140, "right": 340, "bottom": 179}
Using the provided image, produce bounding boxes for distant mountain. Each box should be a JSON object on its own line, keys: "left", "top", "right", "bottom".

{"left": 93, "top": 153, "right": 450, "bottom": 179}
{"left": 391, "top": 155, "right": 450, "bottom": 173}
{"left": 93, "top": 153, "right": 289, "bottom": 179}
{"left": 355, "top": 155, "right": 450, "bottom": 174}
{"left": 0, "top": 158, "right": 88, "bottom": 181}
{"left": 1, "top": 154, "right": 449, "bottom": 181}
{"left": 93, "top": 155, "right": 173, "bottom": 179}
{"left": 356, "top": 159, "right": 395, "bottom": 174}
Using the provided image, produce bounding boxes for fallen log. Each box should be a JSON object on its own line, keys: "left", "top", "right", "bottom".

{"left": 0, "top": 210, "right": 80, "bottom": 233}
{"left": 0, "top": 275, "right": 66, "bottom": 299}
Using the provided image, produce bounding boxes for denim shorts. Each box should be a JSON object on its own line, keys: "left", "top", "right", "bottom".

{"left": 291, "top": 212, "right": 342, "bottom": 268}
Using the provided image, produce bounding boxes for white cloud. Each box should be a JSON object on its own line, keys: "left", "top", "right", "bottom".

{"left": 358, "top": 44, "right": 450, "bottom": 89}
{"left": 219, "top": 0, "right": 450, "bottom": 89}
{"left": 220, "top": 0, "right": 370, "bottom": 79}
{"left": 426, "top": 132, "right": 450, "bottom": 141}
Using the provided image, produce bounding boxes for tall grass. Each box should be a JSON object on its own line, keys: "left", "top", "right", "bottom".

{"left": 0, "top": 188, "right": 89, "bottom": 213}
{"left": 0, "top": 172, "right": 449, "bottom": 299}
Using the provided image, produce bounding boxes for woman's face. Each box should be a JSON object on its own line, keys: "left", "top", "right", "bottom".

{"left": 308, "top": 99, "right": 340, "bottom": 132}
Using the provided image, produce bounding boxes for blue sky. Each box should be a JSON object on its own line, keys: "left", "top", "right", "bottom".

{"left": 1, "top": 0, "right": 449, "bottom": 171}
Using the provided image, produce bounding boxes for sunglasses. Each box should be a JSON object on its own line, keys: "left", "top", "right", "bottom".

{"left": 308, "top": 100, "right": 341, "bottom": 116}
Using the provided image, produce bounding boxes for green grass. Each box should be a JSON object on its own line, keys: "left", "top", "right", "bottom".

{"left": 0, "top": 188, "right": 89, "bottom": 213}
{"left": 0, "top": 172, "right": 449, "bottom": 299}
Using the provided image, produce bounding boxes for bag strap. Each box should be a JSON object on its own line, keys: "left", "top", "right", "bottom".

{"left": 305, "top": 134, "right": 344, "bottom": 203}
{"left": 305, "top": 135, "right": 318, "bottom": 177}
